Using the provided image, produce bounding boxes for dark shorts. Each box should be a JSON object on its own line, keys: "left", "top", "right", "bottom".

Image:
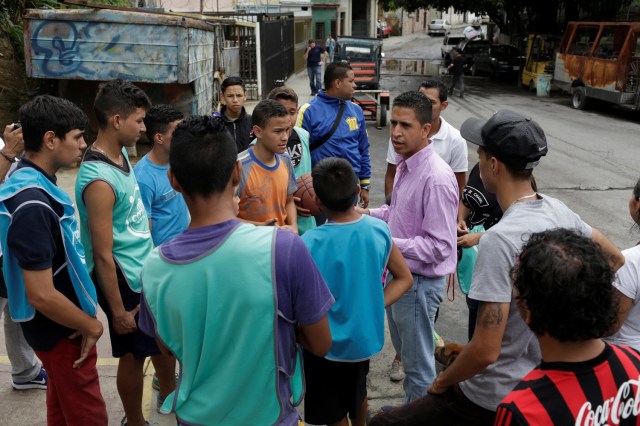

{"left": 92, "top": 268, "right": 160, "bottom": 359}
{"left": 303, "top": 349, "right": 369, "bottom": 425}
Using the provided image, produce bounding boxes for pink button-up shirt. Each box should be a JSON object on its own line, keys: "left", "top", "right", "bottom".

{"left": 371, "top": 143, "right": 458, "bottom": 277}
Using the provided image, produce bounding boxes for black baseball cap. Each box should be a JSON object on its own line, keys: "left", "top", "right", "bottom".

{"left": 460, "top": 110, "right": 548, "bottom": 170}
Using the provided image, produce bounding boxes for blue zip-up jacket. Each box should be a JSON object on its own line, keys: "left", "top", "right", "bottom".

{"left": 296, "top": 91, "right": 371, "bottom": 184}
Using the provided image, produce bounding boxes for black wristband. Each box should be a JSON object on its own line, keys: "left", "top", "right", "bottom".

{"left": 0, "top": 150, "right": 17, "bottom": 163}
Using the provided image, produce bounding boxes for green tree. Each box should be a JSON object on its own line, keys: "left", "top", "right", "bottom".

{"left": 379, "top": 0, "right": 637, "bottom": 34}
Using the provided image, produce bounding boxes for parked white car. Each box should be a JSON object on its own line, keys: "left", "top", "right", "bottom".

{"left": 428, "top": 19, "right": 451, "bottom": 36}
{"left": 441, "top": 34, "right": 466, "bottom": 58}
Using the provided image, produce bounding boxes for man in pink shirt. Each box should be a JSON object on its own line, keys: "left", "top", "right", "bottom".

{"left": 359, "top": 91, "right": 458, "bottom": 403}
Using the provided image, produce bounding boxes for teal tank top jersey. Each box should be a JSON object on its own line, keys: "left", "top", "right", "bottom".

{"left": 0, "top": 167, "right": 98, "bottom": 321}
{"left": 75, "top": 149, "right": 152, "bottom": 292}
{"left": 302, "top": 215, "right": 392, "bottom": 361}
{"left": 142, "top": 223, "right": 297, "bottom": 425}
{"left": 291, "top": 127, "right": 316, "bottom": 235}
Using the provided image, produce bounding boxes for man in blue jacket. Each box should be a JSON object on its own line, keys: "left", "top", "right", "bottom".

{"left": 296, "top": 62, "right": 371, "bottom": 208}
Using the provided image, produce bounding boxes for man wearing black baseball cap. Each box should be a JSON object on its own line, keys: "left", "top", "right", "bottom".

{"left": 370, "top": 110, "right": 625, "bottom": 426}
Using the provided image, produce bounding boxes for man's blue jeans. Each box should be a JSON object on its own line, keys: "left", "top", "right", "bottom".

{"left": 386, "top": 274, "right": 446, "bottom": 403}
{"left": 307, "top": 65, "right": 322, "bottom": 94}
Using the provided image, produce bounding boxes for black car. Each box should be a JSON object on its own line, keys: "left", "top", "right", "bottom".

{"left": 455, "top": 39, "right": 491, "bottom": 73}
{"left": 471, "top": 44, "right": 523, "bottom": 77}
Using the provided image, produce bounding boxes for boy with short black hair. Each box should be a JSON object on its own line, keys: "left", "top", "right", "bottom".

{"left": 214, "top": 76, "right": 254, "bottom": 152}
{"left": 135, "top": 104, "right": 188, "bottom": 246}
{"left": 267, "top": 86, "right": 316, "bottom": 234}
{"left": 301, "top": 157, "right": 413, "bottom": 426}
{"left": 138, "top": 115, "right": 334, "bottom": 425}
{"left": 76, "top": 79, "right": 173, "bottom": 426}
{"left": 237, "top": 99, "right": 298, "bottom": 233}
{"left": 0, "top": 95, "right": 107, "bottom": 424}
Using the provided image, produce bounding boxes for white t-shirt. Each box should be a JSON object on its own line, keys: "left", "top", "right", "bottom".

{"left": 386, "top": 116, "right": 468, "bottom": 173}
{"left": 605, "top": 245, "right": 640, "bottom": 351}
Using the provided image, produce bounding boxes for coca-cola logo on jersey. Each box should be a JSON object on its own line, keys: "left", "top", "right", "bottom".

{"left": 575, "top": 377, "right": 640, "bottom": 425}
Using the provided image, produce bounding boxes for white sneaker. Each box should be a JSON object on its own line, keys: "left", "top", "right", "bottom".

{"left": 389, "top": 359, "right": 405, "bottom": 382}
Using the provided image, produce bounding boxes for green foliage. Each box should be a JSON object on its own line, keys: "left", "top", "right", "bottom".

{"left": 378, "top": 0, "right": 637, "bottom": 33}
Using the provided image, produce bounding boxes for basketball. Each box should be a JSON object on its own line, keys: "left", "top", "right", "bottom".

{"left": 294, "top": 173, "right": 322, "bottom": 216}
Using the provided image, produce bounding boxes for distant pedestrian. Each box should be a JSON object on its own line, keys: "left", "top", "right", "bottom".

{"left": 304, "top": 40, "right": 327, "bottom": 96}
{"left": 448, "top": 48, "right": 466, "bottom": 98}
{"left": 326, "top": 34, "right": 336, "bottom": 64}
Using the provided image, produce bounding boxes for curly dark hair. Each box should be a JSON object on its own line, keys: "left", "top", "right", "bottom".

{"left": 512, "top": 228, "right": 617, "bottom": 342}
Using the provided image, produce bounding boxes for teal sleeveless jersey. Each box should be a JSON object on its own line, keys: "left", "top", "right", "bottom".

{"left": 142, "top": 224, "right": 288, "bottom": 425}
{"left": 292, "top": 127, "right": 316, "bottom": 235}
{"left": 75, "top": 150, "right": 152, "bottom": 292}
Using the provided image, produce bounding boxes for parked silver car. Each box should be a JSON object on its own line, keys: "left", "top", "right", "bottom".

{"left": 428, "top": 19, "right": 451, "bottom": 36}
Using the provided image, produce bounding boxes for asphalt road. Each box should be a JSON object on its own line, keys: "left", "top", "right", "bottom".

{"left": 1, "top": 30, "right": 639, "bottom": 425}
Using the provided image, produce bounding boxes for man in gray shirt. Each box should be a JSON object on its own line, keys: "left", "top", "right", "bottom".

{"left": 370, "top": 109, "right": 625, "bottom": 425}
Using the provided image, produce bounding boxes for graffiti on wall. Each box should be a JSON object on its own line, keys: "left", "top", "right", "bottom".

{"left": 29, "top": 19, "right": 180, "bottom": 82}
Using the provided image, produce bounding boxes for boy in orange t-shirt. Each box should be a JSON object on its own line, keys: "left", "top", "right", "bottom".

{"left": 236, "top": 99, "right": 298, "bottom": 233}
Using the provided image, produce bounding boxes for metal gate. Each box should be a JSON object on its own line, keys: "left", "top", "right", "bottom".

{"left": 259, "top": 14, "right": 294, "bottom": 99}
{"left": 205, "top": 12, "right": 294, "bottom": 100}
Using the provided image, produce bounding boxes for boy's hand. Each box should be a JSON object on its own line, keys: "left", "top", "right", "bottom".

{"left": 359, "top": 189, "right": 369, "bottom": 208}
{"left": 69, "top": 318, "right": 103, "bottom": 368}
{"left": 113, "top": 305, "right": 139, "bottom": 335}
{"left": 260, "top": 218, "right": 277, "bottom": 226}
{"left": 354, "top": 206, "right": 369, "bottom": 215}
{"left": 3, "top": 124, "right": 24, "bottom": 157}
{"left": 457, "top": 232, "right": 482, "bottom": 248}
{"left": 293, "top": 197, "right": 312, "bottom": 217}
{"left": 457, "top": 219, "right": 468, "bottom": 236}
{"left": 279, "top": 224, "right": 298, "bottom": 234}
{"left": 428, "top": 373, "right": 450, "bottom": 395}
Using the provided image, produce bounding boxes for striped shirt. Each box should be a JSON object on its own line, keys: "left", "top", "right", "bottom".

{"left": 495, "top": 344, "right": 640, "bottom": 426}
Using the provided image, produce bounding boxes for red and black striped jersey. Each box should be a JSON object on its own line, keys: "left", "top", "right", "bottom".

{"left": 495, "top": 344, "right": 640, "bottom": 426}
